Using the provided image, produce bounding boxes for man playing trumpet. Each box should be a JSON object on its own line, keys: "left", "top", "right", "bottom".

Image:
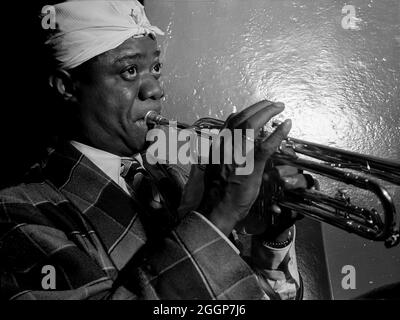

{"left": 0, "top": 0, "right": 313, "bottom": 300}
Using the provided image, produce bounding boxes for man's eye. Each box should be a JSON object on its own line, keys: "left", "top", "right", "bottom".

{"left": 152, "top": 62, "right": 163, "bottom": 75}
{"left": 122, "top": 66, "right": 138, "bottom": 79}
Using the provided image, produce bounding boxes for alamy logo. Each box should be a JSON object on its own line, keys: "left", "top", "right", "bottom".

{"left": 41, "top": 265, "right": 56, "bottom": 290}
{"left": 341, "top": 265, "right": 356, "bottom": 290}
{"left": 41, "top": 5, "right": 56, "bottom": 30}
{"left": 145, "top": 123, "right": 255, "bottom": 175}
{"left": 341, "top": 5, "right": 361, "bottom": 30}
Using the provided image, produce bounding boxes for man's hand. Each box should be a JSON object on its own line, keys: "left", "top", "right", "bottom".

{"left": 237, "top": 165, "right": 309, "bottom": 240}
{"left": 197, "top": 100, "right": 292, "bottom": 236}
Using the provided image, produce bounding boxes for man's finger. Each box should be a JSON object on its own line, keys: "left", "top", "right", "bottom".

{"left": 275, "top": 165, "right": 299, "bottom": 177}
{"left": 282, "top": 173, "right": 316, "bottom": 190}
{"left": 257, "top": 119, "right": 292, "bottom": 161}
{"left": 280, "top": 142, "right": 297, "bottom": 158}
{"left": 236, "top": 102, "right": 285, "bottom": 133}
{"left": 282, "top": 174, "right": 308, "bottom": 190}
{"left": 228, "top": 100, "right": 283, "bottom": 129}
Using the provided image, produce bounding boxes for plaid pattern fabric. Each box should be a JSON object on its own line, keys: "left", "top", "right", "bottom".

{"left": 0, "top": 142, "right": 274, "bottom": 300}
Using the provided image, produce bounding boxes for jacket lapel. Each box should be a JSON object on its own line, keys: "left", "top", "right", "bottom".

{"left": 43, "top": 142, "right": 147, "bottom": 270}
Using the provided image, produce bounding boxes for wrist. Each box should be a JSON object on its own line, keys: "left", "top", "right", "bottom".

{"left": 198, "top": 200, "right": 241, "bottom": 237}
{"left": 261, "top": 226, "right": 294, "bottom": 247}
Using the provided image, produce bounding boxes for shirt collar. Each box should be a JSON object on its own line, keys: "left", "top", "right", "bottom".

{"left": 70, "top": 140, "right": 143, "bottom": 186}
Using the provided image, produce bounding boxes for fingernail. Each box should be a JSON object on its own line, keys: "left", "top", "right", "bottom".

{"left": 271, "top": 204, "right": 282, "bottom": 214}
{"left": 275, "top": 102, "right": 285, "bottom": 108}
{"left": 283, "top": 177, "right": 296, "bottom": 184}
{"left": 283, "top": 119, "right": 292, "bottom": 129}
{"left": 283, "top": 177, "right": 290, "bottom": 183}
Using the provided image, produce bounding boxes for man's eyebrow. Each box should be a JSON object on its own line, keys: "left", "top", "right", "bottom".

{"left": 114, "top": 50, "right": 161, "bottom": 64}
{"left": 113, "top": 53, "right": 144, "bottom": 64}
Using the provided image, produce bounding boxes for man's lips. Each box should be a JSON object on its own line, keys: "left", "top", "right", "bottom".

{"left": 136, "top": 118, "right": 148, "bottom": 128}
{"left": 129, "top": 106, "right": 161, "bottom": 131}
{"left": 135, "top": 118, "right": 155, "bottom": 131}
{"left": 141, "top": 109, "right": 161, "bottom": 129}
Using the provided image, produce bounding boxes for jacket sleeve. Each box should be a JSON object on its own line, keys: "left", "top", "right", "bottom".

{"left": 0, "top": 200, "right": 269, "bottom": 300}
{"left": 238, "top": 228, "right": 303, "bottom": 300}
{"left": 193, "top": 213, "right": 302, "bottom": 300}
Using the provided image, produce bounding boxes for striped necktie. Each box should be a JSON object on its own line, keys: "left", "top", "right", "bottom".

{"left": 120, "top": 158, "right": 162, "bottom": 209}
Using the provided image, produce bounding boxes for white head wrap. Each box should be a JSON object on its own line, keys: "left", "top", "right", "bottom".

{"left": 45, "top": 0, "right": 164, "bottom": 70}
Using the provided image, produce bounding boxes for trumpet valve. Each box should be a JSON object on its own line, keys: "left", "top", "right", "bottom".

{"left": 335, "top": 188, "right": 351, "bottom": 203}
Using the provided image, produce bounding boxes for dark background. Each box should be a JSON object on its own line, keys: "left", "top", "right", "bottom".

{"left": 1, "top": 1, "right": 59, "bottom": 188}
{"left": 0, "top": 1, "right": 146, "bottom": 188}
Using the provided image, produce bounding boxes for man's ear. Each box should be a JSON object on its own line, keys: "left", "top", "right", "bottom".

{"left": 48, "top": 69, "right": 78, "bottom": 103}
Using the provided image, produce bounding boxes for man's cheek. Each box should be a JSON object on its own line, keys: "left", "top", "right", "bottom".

{"left": 120, "top": 84, "right": 139, "bottom": 102}
{"left": 129, "top": 129, "right": 148, "bottom": 151}
{"left": 128, "top": 123, "right": 146, "bottom": 139}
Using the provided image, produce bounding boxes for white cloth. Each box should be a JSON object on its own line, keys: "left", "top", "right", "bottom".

{"left": 46, "top": 0, "right": 164, "bottom": 69}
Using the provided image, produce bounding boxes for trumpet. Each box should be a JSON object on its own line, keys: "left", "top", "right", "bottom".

{"left": 145, "top": 111, "right": 400, "bottom": 248}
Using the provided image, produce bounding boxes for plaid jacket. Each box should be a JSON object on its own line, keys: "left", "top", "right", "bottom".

{"left": 0, "top": 142, "right": 299, "bottom": 300}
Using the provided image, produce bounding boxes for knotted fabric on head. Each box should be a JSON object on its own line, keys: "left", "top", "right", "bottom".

{"left": 45, "top": 0, "right": 164, "bottom": 70}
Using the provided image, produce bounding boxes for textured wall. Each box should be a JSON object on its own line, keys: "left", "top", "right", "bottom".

{"left": 146, "top": 0, "right": 400, "bottom": 299}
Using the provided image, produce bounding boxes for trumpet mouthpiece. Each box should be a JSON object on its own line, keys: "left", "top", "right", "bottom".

{"left": 144, "top": 110, "right": 159, "bottom": 124}
{"left": 144, "top": 110, "right": 171, "bottom": 127}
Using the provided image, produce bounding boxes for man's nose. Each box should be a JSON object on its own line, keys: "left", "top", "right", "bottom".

{"left": 138, "top": 76, "right": 164, "bottom": 101}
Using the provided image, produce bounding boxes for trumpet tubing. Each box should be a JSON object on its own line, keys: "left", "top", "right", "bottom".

{"left": 145, "top": 111, "right": 400, "bottom": 248}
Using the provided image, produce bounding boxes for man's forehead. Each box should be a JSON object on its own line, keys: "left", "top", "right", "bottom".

{"left": 104, "top": 36, "right": 160, "bottom": 63}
